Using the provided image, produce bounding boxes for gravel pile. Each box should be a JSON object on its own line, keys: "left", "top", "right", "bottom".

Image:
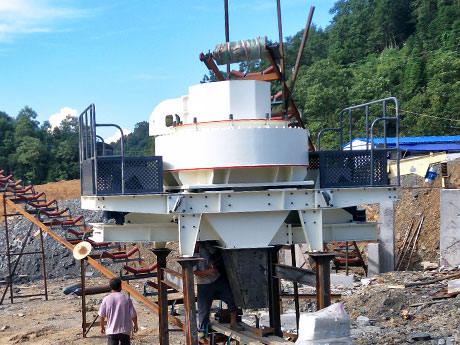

{"left": 341, "top": 270, "right": 460, "bottom": 344}
{"left": 0, "top": 198, "right": 102, "bottom": 282}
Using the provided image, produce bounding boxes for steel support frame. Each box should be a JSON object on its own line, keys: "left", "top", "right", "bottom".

{"left": 1, "top": 195, "right": 48, "bottom": 305}
{"left": 310, "top": 253, "right": 336, "bottom": 310}
{"left": 177, "top": 257, "right": 203, "bottom": 345}
{"left": 81, "top": 187, "right": 398, "bottom": 215}
{"left": 152, "top": 248, "right": 172, "bottom": 345}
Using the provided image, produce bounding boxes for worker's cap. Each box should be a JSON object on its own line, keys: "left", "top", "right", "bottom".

{"left": 73, "top": 241, "right": 92, "bottom": 260}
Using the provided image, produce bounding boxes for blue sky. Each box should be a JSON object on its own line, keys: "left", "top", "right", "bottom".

{"left": 0, "top": 0, "right": 336, "bottom": 140}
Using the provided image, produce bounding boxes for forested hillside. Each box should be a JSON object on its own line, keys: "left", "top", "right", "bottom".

{"left": 237, "top": 0, "right": 460, "bottom": 147}
{"left": 1, "top": 0, "right": 458, "bottom": 184}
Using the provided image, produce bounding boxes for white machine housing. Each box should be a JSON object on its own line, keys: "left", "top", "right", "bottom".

{"left": 149, "top": 80, "right": 309, "bottom": 187}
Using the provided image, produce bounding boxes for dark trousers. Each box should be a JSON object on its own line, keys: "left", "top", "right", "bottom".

{"left": 107, "top": 333, "right": 130, "bottom": 345}
{"left": 197, "top": 275, "right": 237, "bottom": 331}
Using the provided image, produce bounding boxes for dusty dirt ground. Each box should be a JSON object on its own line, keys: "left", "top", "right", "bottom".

{"left": 0, "top": 276, "right": 189, "bottom": 345}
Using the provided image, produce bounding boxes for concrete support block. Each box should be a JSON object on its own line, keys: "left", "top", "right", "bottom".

{"left": 295, "top": 303, "right": 353, "bottom": 345}
{"left": 367, "top": 243, "right": 380, "bottom": 277}
{"left": 330, "top": 274, "right": 354, "bottom": 288}
{"left": 440, "top": 189, "right": 460, "bottom": 267}
{"left": 379, "top": 202, "right": 395, "bottom": 272}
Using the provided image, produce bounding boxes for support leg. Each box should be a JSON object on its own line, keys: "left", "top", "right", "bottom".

{"left": 152, "top": 248, "right": 172, "bottom": 345}
{"left": 290, "top": 245, "right": 300, "bottom": 332}
{"left": 3, "top": 195, "right": 13, "bottom": 304}
{"left": 39, "top": 228, "right": 48, "bottom": 300}
{"left": 178, "top": 257, "right": 202, "bottom": 345}
{"left": 81, "top": 259, "right": 87, "bottom": 337}
{"left": 268, "top": 246, "right": 282, "bottom": 337}
{"left": 309, "top": 253, "right": 335, "bottom": 310}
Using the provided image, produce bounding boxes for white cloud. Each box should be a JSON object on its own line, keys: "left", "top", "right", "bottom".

{"left": 0, "top": 0, "right": 86, "bottom": 41}
{"left": 105, "top": 128, "right": 132, "bottom": 144}
{"left": 49, "top": 106, "right": 78, "bottom": 130}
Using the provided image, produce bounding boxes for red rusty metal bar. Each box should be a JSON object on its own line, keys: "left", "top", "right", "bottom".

{"left": 152, "top": 248, "right": 172, "bottom": 345}
{"left": 310, "top": 253, "right": 335, "bottom": 310}
{"left": 199, "top": 53, "right": 225, "bottom": 81}
{"left": 276, "top": 0, "right": 288, "bottom": 119}
{"left": 178, "top": 257, "right": 203, "bottom": 345}
{"left": 290, "top": 6, "right": 315, "bottom": 94}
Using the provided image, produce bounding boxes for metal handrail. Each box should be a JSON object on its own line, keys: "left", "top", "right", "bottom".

{"left": 79, "top": 104, "right": 126, "bottom": 194}
{"left": 316, "top": 97, "right": 400, "bottom": 186}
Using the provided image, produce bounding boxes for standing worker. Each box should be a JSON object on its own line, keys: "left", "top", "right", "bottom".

{"left": 99, "top": 277, "right": 138, "bottom": 345}
{"left": 194, "top": 241, "right": 244, "bottom": 337}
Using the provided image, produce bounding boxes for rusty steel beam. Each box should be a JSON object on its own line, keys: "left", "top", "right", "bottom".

{"left": 310, "top": 253, "right": 335, "bottom": 310}
{"left": 238, "top": 73, "right": 279, "bottom": 82}
{"left": 290, "top": 6, "right": 315, "bottom": 94}
{"left": 177, "top": 257, "right": 203, "bottom": 345}
{"left": 199, "top": 53, "right": 225, "bottom": 81}
{"left": 276, "top": 0, "right": 288, "bottom": 119}
{"left": 152, "top": 248, "right": 172, "bottom": 345}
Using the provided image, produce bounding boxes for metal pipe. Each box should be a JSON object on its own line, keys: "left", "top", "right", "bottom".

{"left": 365, "top": 105, "right": 369, "bottom": 150}
{"left": 383, "top": 100, "right": 387, "bottom": 148}
{"left": 348, "top": 109, "right": 353, "bottom": 150}
{"left": 152, "top": 248, "right": 172, "bottom": 345}
{"left": 290, "top": 6, "right": 315, "bottom": 94}
{"left": 394, "top": 98, "right": 400, "bottom": 186}
{"left": 224, "top": 0, "right": 230, "bottom": 75}
{"left": 96, "top": 124, "right": 125, "bottom": 194}
{"left": 81, "top": 259, "right": 87, "bottom": 337}
{"left": 317, "top": 128, "right": 340, "bottom": 151}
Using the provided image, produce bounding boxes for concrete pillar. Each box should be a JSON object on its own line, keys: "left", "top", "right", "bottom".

{"left": 379, "top": 202, "right": 395, "bottom": 272}
{"left": 440, "top": 189, "right": 460, "bottom": 267}
{"left": 367, "top": 243, "right": 380, "bottom": 276}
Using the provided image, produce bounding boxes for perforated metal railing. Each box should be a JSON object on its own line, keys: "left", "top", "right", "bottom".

{"left": 79, "top": 104, "right": 163, "bottom": 196}
{"left": 314, "top": 97, "right": 400, "bottom": 188}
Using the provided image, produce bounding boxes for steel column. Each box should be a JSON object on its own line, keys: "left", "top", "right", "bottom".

{"left": 152, "top": 248, "right": 172, "bottom": 345}
{"left": 3, "top": 195, "right": 13, "bottom": 304}
{"left": 268, "top": 246, "right": 282, "bottom": 337}
{"left": 290, "top": 245, "right": 300, "bottom": 332}
{"left": 310, "top": 253, "right": 335, "bottom": 310}
{"left": 39, "top": 228, "right": 48, "bottom": 300}
{"left": 81, "top": 259, "right": 87, "bottom": 337}
{"left": 177, "top": 257, "right": 202, "bottom": 345}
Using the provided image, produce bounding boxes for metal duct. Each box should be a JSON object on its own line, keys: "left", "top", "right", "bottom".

{"left": 213, "top": 37, "right": 267, "bottom": 65}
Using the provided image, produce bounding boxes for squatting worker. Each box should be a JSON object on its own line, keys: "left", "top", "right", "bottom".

{"left": 194, "top": 241, "right": 244, "bottom": 337}
{"left": 99, "top": 277, "right": 138, "bottom": 345}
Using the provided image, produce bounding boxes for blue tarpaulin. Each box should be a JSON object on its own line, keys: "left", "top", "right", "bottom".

{"left": 345, "top": 135, "right": 460, "bottom": 151}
